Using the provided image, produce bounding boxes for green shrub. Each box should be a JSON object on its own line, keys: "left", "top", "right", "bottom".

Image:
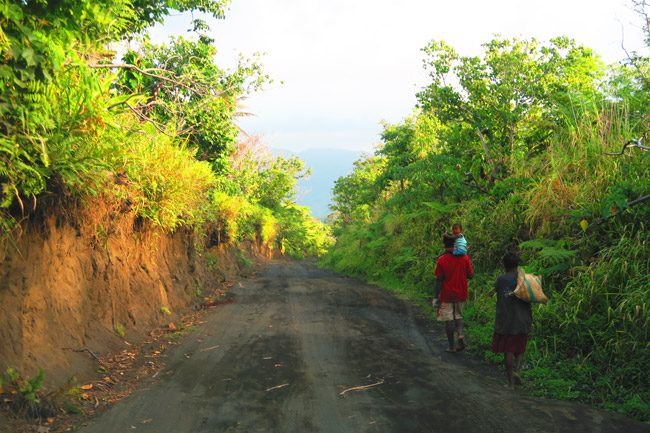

{"left": 120, "top": 133, "right": 216, "bottom": 231}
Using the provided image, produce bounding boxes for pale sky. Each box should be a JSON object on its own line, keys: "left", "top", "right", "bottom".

{"left": 151, "top": 0, "right": 647, "bottom": 153}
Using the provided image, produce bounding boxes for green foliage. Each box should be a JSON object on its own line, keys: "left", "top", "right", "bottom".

{"left": 519, "top": 239, "right": 577, "bottom": 277}
{"left": 204, "top": 251, "right": 219, "bottom": 271}
{"left": 202, "top": 135, "right": 329, "bottom": 258}
{"left": 276, "top": 204, "right": 334, "bottom": 258}
{"left": 0, "top": 0, "right": 330, "bottom": 263}
{"left": 324, "top": 34, "right": 650, "bottom": 421}
{"left": 120, "top": 132, "right": 216, "bottom": 230}
{"left": 418, "top": 36, "right": 603, "bottom": 188}
{"left": 330, "top": 155, "right": 385, "bottom": 225}
{"left": 2, "top": 367, "right": 45, "bottom": 405}
{"left": 115, "top": 35, "right": 270, "bottom": 170}
{"left": 235, "top": 247, "right": 253, "bottom": 270}
{"left": 208, "top": 192, "right": 258, "bottom": 244}
{"left": 253, "top": 156, "right": 309, "bottom": 209}
{"left": 128, "top": 0, "right": 230, "bottom": 33}
{"left": 0, "top": 0, "right": 250, "bottom": 233}
{"left": 64, "top": 402, "right": 82, "bottom": 414}
{"left": 114, "top": 323, "right": 126, "bottom": 338}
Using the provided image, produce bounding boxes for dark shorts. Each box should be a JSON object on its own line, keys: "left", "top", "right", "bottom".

{"left": 491, "top": 333, "right": 528, "bottom": 354}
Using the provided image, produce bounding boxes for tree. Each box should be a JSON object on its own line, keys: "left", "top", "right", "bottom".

{"left": 0, "top": 0, "right": 233, "bottom": 227}
{"left": 253, "top": 156, "right": 309, "bottom": 209}
{"left": 115, "top": 34, "right": 269, "bottom": 171}
{"left": 330, "top": 155, "right": 385, "bottom": 224}
{"left": 417, "top": 37, "right": 604, "bottom": 188}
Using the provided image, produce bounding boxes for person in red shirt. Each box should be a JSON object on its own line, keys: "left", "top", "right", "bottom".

{"left": 433, "top": 233, "right": 474, "bottom": 352}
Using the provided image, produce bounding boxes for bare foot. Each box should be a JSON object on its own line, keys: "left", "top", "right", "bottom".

{"left": 513, "top": 372, "right": 522, "bottom": 387}
{"left": 445, "top": 347, "right": 457, "bottom": 353}
{"left": 456, "top": 339, "right": 466, "bottom": 352}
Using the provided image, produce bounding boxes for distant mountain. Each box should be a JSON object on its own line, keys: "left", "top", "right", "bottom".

{"left": 274, "top": 148, "right": 364, "bottom": 220}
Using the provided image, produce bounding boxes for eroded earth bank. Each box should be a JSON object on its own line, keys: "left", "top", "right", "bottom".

{"left": 0, "top": 217, "right": 261, "bottom": 391}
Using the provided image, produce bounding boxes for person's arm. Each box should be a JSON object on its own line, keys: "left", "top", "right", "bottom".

{"left": 432, "top": 276, "right": 444, "bottom": 308}
{"left": 434, "top": 276, "right": 444, "bottom": 299}
{"left": 466, "top": 256, "right": 474, "bottom": 279}
{"left": 433, "top": 259, "right": 444, "bottom": 307}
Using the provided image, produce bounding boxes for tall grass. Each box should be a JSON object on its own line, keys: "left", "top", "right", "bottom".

{"left": 323, "top": 98, "right": 650, "bottom": 420}
{"left": 118, "top": 131, "right": 216, "bottom": 231}
{"left": 463, "top": 228, "right": 649, "bottom": 420}
{"left": 524, "top": 103, "right": 642, "bottom": 237}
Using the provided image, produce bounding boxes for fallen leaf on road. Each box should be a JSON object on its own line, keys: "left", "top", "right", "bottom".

{"left": 80, "top": 384, "right": 93, "bottom": 390}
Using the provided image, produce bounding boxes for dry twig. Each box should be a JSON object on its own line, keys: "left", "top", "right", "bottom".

{"left": 605, "top": 138, "right": 650, "bottom": 155}
{"left": 339, "top": 379, "right": 385, "bottom": 396}
{"left": 265, "top": 383, "right": 289, "bottom": 392}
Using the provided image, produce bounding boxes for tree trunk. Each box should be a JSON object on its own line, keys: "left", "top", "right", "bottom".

{"left": 475, "top": 128, "right": 498, "bottom": 183}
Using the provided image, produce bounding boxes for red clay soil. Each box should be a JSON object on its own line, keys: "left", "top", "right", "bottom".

{"left": 0, "top": 216, "right": 265, "bottom": 391}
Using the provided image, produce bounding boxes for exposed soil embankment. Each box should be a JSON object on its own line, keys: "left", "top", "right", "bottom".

{"left": 0, "top": 217, "right": 265, "bottom": 388}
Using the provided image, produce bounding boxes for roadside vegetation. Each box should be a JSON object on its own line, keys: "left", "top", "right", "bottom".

{"left": 321, "top": 3, "right": 650, "bottom": 421}
{"left": 0, "top": 0, "right": 332, "bottom": 255}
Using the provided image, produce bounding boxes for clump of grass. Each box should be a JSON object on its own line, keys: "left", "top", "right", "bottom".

{"left": 114, "top": 323, "right": 126, "bottom": 338}
{"left": 0, "top": 368, "right": 56, "bottom": 418}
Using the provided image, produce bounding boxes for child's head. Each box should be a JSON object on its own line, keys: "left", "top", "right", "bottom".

{"left": 452, "top": 223, "right": 462, "bottom": 235}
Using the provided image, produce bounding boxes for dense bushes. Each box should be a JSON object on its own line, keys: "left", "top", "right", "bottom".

{"left": 0, "top": 0, "right": 330, "bottom": 258}
{"left": 323, "top": 34, "right": 649, "bottom": 420}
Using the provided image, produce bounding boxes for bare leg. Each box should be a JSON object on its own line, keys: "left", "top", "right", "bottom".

{"left": 455, "top": 319, "right": 465, "bottom": 350}
{"left": 445, "top": 321, "right": 456, "bottom": 351}
{"left": 513, "top": 353, "right": 524, "bottom": 386}
{"left": 514, "top": 353, "right": 524, "bottom": 370}
{"left": 504, "top": 352, "right": 515, "bottom": 387}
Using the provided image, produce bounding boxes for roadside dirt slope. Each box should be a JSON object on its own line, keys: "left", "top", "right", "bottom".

{"left": 75, "top": 261, "right": 649, "bottom": 433}
{"left": 0, "top": 217, "right": 249, "bottom": 389}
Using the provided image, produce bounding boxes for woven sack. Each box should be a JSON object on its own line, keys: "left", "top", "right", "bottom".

{"left": 513, "top": 269, "right": 548, "bottom": 304}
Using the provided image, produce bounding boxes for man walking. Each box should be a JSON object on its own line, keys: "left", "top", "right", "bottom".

{"left": 433, "top": 233, "right": 474, "bottom": 352}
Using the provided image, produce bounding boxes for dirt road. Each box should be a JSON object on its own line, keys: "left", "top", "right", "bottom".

{"left": 77, "top": 261, "right": 648, "bottom": 433}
